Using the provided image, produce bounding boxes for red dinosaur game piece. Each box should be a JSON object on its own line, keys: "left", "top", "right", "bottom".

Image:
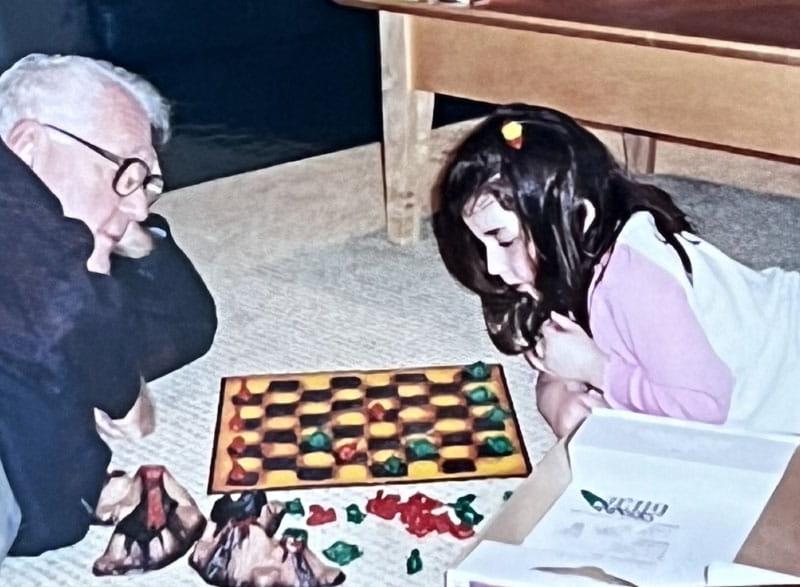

{"left": 307, "top": 504, "right": 337, "bottom": 526}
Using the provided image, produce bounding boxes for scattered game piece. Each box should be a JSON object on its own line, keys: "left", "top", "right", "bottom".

{"left": 366, "top": 490, "right": 403, "bottom": 520}
{"left": 398, "top": 492, "right": 441, "bottom": 535}
{"left": 449, "top": 494, "right": 484, "bottom": 527}
{"left": 481, "top": 436, "right": 514, "bottom": 457}
{"left": 456, "top": 508, "right": 483, "bottom": 528}
{"left": 307, "top": 504, "right": 337, "bottom": 526}
{"left": 93, "top": 466, "right": 206, "bottom": 576}
{"left": 503, "top": 490, "right": 513, "bottom": 501}
{"left": 406, "top": 548, "right": 423, "bottom": 574}
{"left": 210, "top": 363, "right": 531, "bottom": 492}
{"left": 465, "top": 385, "right": 497, "bottom": 405}
{"left": 403, "top": 508, "right": 440, "bottom": 537}
{"left": 365, "top": 490, "right": 475, "bottom": 540}
{"left": 285, "top": 497, "right": 305, "bottom": 516}
{"left": 283, "top": 528, "right": 309, "bottom": 543}
{"left": 406, "top": 492, "right": 443, "bottom": 510}
{"left": 323, "top": 541, "right": 363, "bottom": 566}
{"left": 450, "top": 494, "right": 476, "bottom": 508}
{"left": 463, "top": 361, "right": 491, "bottom": 381}
{"left": 345, "top": 504, "right": 366, "bottom": 524}
{"left": 448, "top": 522, "right": 475, "bottom": 540}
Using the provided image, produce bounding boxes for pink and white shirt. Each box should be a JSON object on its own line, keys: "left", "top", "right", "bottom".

{"left": 589, "top": 211, "right": 800, "bottom": 433}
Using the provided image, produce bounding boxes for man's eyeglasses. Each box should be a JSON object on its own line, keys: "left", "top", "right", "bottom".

{"left": 42, "top": 124, "right": 164, "bottom": 205}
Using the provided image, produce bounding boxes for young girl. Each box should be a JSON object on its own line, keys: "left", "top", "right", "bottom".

{"left": 434, "top": 104, "right": 800, "bottom": 438}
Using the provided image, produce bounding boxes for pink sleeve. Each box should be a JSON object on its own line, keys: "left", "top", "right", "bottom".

{"left": 589, "top": 244, "right": 734, "bottom": 424}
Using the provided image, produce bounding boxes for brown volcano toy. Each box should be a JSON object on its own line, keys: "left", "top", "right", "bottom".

{"left": 190, "top": 492, "right": 345, "bottom": 587}
{"left": 92, "top": 465, "right": 206, "bottom": 575}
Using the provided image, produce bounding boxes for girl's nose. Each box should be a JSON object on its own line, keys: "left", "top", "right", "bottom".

{"left": 485, "top": 247, "right": 504, "bottom": 276}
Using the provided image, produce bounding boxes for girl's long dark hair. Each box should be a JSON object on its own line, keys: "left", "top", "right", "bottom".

{"left": 433, "top": 105, "right": 693, "bottom": 354}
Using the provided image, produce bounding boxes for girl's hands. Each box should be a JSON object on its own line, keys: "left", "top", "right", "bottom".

{"left": 526, "top": 311, "right": 609, "bottom": 389}
{"left": 535, "top": 371, "right": 609, "bottom": 438}
{"left": 551, "top": 389, "right": 609, "bottom": 438}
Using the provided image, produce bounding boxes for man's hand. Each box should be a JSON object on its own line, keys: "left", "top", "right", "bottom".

{"left": 95, "top": 380, "right": 155, "bottom": 443}
{"left": 113, "top": 222, "right": 154, "bottom": 259}
{"left": 527, "top": 311, "right": 608, "bottom": 389}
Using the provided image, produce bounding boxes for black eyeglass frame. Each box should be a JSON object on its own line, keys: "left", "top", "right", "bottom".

{"left": 42, "top": 123, "right": 164, "bottom": 204}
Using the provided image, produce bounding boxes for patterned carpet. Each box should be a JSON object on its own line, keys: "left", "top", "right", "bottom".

{"left": 1, "top": 141, "right": 799, "bottom": 586}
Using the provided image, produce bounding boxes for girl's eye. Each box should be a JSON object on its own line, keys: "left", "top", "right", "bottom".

{"left": 498, "top": 240, "right": 514, "bottom": 248}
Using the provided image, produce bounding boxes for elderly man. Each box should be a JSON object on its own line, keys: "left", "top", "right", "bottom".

{"left": 0, "top": 54, "right": 217, "bottom": 558}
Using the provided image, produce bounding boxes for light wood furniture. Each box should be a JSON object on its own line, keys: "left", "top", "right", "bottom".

{"left": 335, "top": 0, "right": 800, "bottom": 244}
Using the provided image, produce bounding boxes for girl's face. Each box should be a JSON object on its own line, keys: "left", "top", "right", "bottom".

{"left": 462, "top": 193, "right": 539, "bottom": 297}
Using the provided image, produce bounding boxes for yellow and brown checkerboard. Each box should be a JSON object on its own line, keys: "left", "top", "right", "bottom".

{"left": 209, "top": 363, "right": 531, "bottom": 493}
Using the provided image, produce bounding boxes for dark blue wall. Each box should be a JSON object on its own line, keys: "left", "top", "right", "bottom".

{"left": 0, "top": 1, "right": 491, "bottom": 189}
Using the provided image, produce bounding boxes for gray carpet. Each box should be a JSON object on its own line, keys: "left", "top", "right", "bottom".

{"left": 1, "top": 172, "right": 798, "bottom": 587}
{"left": 655, "top": 175, "right": 800, "bottom": 271}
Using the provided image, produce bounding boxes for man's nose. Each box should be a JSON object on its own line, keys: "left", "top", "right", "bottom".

{"left": 118, "top": 188, "right": 149, "bottom": 222}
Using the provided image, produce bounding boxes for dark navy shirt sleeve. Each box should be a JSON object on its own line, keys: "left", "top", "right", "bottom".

{"left": 0, "top": 142, "right": 215, "bottom": 555}
{"left": 0, "top": 142, "right": 139, "bottom": 554}
{"left": 111, "top": 213, "right": 217, "bottom": 383}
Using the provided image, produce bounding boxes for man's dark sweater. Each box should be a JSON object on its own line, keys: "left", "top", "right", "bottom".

{"left": 0, "top": 142, "right": 217, "bottom": 555}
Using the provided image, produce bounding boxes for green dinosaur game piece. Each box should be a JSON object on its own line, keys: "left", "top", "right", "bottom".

{"left": 301, "top": 430, "right": 332, "bottom": 452}
{"left": 465, "top": 386, "right": 497, "bottom": 405}
{"left": 463, "top": 361, "right": 491, "bottom": 381}
{"left": 285, "top": 497, "right": 305, "bottom": 516}
{"left": 449, "top": 494, "right": 484, "bottom": 527}
{"left": 381, "top": 456, "right": 406, "bottom": 476}
{"left": 323, "top": 541, "right": 363, "bottom": 565}
{"left": 482, "top": 436, "right": 514, "bottom": 456}
{"left": 407, "top": 438, "right": 438, "bottom": 460}
{"left": 406, "top": 548, "right": 423, "bottom": 574}
{"left": 282, "top": 528, "right": 308, "bottom": 543}
{"left": 346, "top": 504, "right": 366, "bottom": 524}
{"left": 481, "top": 406, "right": 510, "bottom": 423}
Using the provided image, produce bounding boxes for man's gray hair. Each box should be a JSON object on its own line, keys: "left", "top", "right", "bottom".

{"left": 0, "top": 54, "right": 171, "bottom": 145}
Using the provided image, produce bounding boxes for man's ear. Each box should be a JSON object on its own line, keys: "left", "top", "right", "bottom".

{"left": 579, "top": 199, "right": 596, "bottom": 234}
{"left": 5, "top": 119, "right": 48, "bottom": 169}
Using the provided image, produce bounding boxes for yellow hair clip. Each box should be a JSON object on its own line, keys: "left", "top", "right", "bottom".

{"left": 501, "top": 120, "right": 523, "bottom": 150}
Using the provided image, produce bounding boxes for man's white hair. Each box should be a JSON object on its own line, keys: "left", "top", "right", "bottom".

{"left": 0, "top": 53, "right": 171, "bottom": 144}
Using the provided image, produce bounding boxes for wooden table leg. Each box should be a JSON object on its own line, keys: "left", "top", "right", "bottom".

{"left": 622, "top": 131, "right": 657, "bottom": 175}
{"left": 379, "top": 11, "right": 435, "bottom": 245}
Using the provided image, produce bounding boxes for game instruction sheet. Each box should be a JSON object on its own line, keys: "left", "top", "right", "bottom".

{"left": 521, "top": 409, "right": 798, "bottom": 586}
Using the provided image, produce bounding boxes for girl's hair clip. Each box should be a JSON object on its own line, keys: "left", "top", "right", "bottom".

{"left": 501, "top": 120, "right": 524, "bottom": 150}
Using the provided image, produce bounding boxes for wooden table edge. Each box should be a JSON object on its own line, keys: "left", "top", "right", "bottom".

{"left": 334, "top": 0, "right": 800, "bottom": 66}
